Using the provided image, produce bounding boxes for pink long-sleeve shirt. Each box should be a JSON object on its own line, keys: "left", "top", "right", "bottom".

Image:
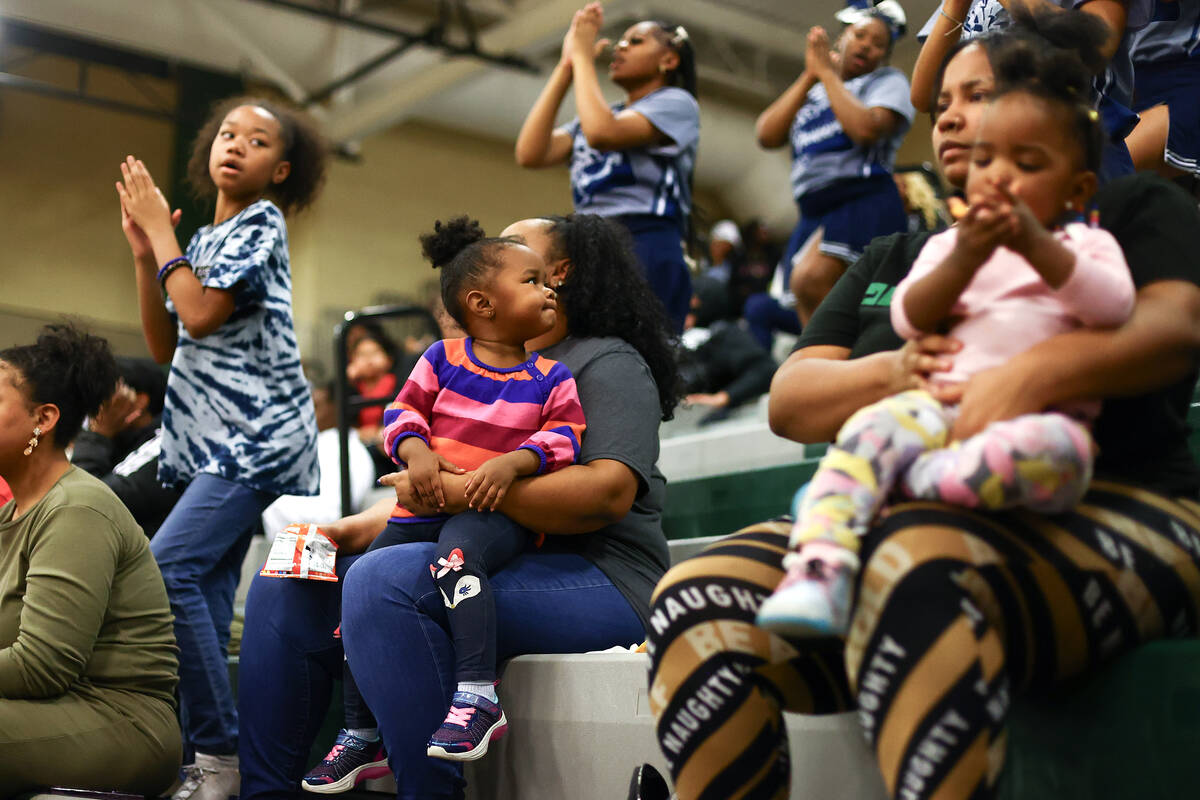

{"left": 892, "top": 222, "right": 1135, "bottom": 407}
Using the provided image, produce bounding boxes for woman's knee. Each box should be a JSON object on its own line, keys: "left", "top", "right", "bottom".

{"left": 343, "top": 542, "right": 439, "bottom": 622}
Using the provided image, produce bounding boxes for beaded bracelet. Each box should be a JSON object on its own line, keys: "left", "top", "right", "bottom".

{"left": 940, "top": 6, "right": 964, "bottom": 35}
{"left": 157, "top": 256, "right": 191, "bottom": 287}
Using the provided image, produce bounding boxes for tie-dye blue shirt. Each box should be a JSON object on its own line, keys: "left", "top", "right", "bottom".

{"left": 159, "top": 199, "right": 319, "bottom": 496}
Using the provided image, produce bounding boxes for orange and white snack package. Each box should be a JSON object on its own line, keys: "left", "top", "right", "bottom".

{"left": 260, "top": 522, "right": 339, "bottom": 582}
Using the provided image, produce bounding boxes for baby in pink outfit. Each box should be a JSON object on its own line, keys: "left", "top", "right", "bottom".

{"left": 759, "top": 45, "right": 1135, "bottom": 638}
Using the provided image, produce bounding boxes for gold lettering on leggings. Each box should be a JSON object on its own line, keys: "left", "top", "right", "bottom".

{"left": 684, "top": 622, "right": 726, "bottom": 661}
{"left": 849, "top": 540, "right": 914, "bottom": 679}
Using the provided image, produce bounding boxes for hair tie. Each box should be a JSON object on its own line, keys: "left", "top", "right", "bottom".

{"left": 671, "top": 25, "right": 689, "bottom": 46}
{"left": 836, "top": 0, "right": 908, "bottom": 39}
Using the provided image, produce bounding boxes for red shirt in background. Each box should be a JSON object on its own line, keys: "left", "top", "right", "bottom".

{"left": 0, "top": 477, "right": 12, "bottom": 506}
{"left": 355, "top": 372, "right": 398, "bottom": 429}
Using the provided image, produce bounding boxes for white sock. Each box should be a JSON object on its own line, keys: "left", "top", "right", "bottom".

{"left": 458, "top": 681, "right": 498, "bottom": 702}
{"left": 346, "top": 727, "right": 380, "bottom": 742}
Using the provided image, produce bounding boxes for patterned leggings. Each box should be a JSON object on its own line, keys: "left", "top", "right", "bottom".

{"left": 647, "top": 482, "right": 1200, "bottom": 799}
{"left": 795, "top": 390, "right": 1094, "bottom": 552}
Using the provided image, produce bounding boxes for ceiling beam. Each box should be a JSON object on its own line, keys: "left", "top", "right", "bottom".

{"left": 184, "top": 0, "right": 310, "bottom": 103}
{"left": 325, "top": 0, "right": 634, "bottom": 142}
{"left": 651, "top": 0, "right": 805, "bottom": 58}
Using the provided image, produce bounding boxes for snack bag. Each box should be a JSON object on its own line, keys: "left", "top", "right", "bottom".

{"left": 260, "top": 522, "right": 338, "bottom": 582}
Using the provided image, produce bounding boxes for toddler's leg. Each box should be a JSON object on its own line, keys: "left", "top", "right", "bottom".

{"left": 794, "top": 389, "right": 952, "bottom": 552}
{"left": 760, "top": 391, "right": 951, "bottom": 638}
{"left": 426, "top": 512, "right": 532, "bottom": 762}
{"left": 302, "top": 521, "right": 439, "bottom": 792}
{"left": 901, "top": 412, "right": 1095, "bottom": 513}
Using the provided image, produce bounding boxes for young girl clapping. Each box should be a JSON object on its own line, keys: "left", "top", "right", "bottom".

{"left": 116, "top": 97, "right": 326, "bottom": 795}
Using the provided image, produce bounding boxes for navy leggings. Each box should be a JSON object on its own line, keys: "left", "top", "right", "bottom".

{"left": 237, "top": 545, "right": 644, "bottom": 799}
{"left": 343, "top": 513, "right": 533, "bottom": 728}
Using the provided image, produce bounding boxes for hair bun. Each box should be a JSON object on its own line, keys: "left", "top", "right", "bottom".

{"left": 420, "top": 216, "right": 487, "bottom": 269}
{"left": 997, "top": 3, "right": 1108, "bottom": 94}
{"left": 38, "top": 324, "right": 118, "bottom": 419}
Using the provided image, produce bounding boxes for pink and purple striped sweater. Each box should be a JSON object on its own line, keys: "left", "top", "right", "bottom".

{"left": 382, "top": 337, "right": 586, "bottom": 522}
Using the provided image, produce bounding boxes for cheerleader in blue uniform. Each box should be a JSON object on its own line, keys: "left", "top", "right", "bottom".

{"left": 1126, "top": 0, "right": 1200, "bottom": 188}
{"left": 749, "top": 0, "right": 914, "bottom": 340}
{"left": 516, "top": 2, "right": 699, "bottom": 332}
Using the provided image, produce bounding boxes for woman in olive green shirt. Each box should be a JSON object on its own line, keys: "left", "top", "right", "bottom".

{"left": 0, "top": 325, "right": 180, "bottom": 794}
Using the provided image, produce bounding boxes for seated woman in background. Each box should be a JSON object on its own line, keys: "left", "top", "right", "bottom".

{"left": 0, "top": 324, "right": 180, "bottom": 794}
{"left": 647, "top": 14, "right": 1200, "bottom": 800}
{"left": 237, "top": 213, "right": 680, "bottom": 798}
{"left": 680, "top": 276, "right": 778, "bottom": 423}
{"left": 71, "top": 356, "right": 181, "bottom": 538}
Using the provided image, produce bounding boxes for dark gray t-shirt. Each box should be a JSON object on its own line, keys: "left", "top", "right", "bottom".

{"left": 539, "top": 336, "right": 669, "bottom": 629}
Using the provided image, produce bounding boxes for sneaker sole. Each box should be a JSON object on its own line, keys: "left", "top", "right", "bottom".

{"left": 756, "top": 608, "right": 844, "bottom": 639}
{"left": 426, "top": 713, "right": 508, "bottom": 762}
{"left": 300, "top": 760, "right": 390, "bottom": 794}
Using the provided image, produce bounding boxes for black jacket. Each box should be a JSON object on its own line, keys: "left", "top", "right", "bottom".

{"left": 72, "top": 421, "right": 182, "bottom": 538}
{"left": 682, "top": 322, "right": 778, "bottom": 408}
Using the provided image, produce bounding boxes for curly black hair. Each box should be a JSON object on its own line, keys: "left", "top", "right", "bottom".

{"left": 929, "top": 3, "right": 1107, "bottom": 129}
{"left": 187, "top": 95, "right": 329, "bottom": 215}
{"left": 541, "top": 214, "right": 682, "bottom": 420}
{"left": 990, "top": 6, "right": 1108, "bottom": 171}
{"left": 419, "top": 216, "right": 521, "bottom": 330}
{"left": 0, "top": 323, "right": 118, "bottom": 448}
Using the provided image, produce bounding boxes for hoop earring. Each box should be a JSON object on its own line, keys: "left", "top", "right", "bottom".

{"left": 24, "top": 426, "right": 42, "bottom": 456}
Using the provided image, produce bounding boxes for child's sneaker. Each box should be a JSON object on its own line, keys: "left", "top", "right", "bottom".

{"left": 301, "top": 730, "right": 389, "bottom": 793}
{"left": 757, "top": 540, "right": 860, "bottom": 638}
{"left": 426, "top": 691, "right": 508, "bottom": 762}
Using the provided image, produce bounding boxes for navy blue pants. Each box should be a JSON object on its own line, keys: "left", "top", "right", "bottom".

{"left": 237, "top": 546, "right": 644, "bottom": 798}
{"left": 618, "top": 214, "right": 692, "bottom": 334}
{"left": 343, "top": 514, "right": 532, "bottom": 728}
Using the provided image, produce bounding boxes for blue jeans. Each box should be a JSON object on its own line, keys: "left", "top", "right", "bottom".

{"left": 238, "top": 546, "right": 644, "bottom": 799}
{"left": 343, "top": 514, "right": 534, "bottom": 729}
{"left": 151, "top": 473, "right": 275, "bottom": 755}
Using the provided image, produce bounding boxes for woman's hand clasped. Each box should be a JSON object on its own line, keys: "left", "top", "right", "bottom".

{"left": 805, "top": 27, "right": 838, "bottom": 80}
{"left": 891, "top": 334, "right": 961, "bottom": 393}
{"left": 568, "top": 3, "right": 609, "bottom": 63}
{"left": 380, "top": 459, "right": 468, "bottom": 517}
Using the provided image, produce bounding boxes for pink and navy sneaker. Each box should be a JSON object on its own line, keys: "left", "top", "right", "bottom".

{"left": 301, "top": 730, "right": 389, "bottom": 794}
{"left": 426, "top": 691, "right": 508, "bottom": 762}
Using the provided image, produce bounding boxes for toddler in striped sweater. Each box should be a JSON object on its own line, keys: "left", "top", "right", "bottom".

{"left": 302, "top": 217, "right": 585, "bottom": 790}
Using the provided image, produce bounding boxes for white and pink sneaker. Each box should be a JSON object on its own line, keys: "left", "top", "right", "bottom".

{"left": 757, "top": 539, "right": 860, "bottom": 638}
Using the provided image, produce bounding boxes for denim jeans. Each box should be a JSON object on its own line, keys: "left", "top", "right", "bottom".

{"left": 150, "top": 473, "right": 275, "bottom": 755}
{"left": 344, "top": 513, "right": 534, "bottom": 729}
{"left": 238, "top": 545, "right": 645, "bottom": 800}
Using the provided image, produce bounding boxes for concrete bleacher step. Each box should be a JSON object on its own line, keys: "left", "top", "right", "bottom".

{"left": 467, "top": 651, "right": 887, "bottom": 800}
